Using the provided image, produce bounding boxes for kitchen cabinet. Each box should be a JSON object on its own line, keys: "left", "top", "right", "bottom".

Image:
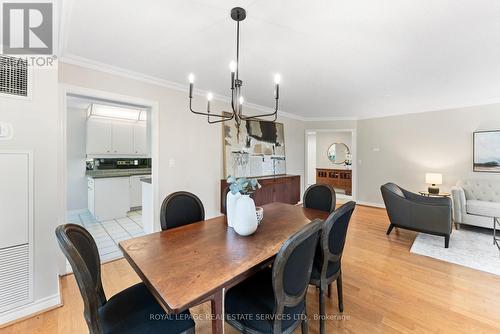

{"left": 88, "top": 175, "right": 148, "bottom": 221}
{"left": 88, "top": 177, "right": 130, "bottom": 221}
{"left": 129, "top": 175, "right": 143, "bottom": 209}
{"left": 133, "top": 123, "right": 148, "bottom": 155}
{"left": 86, "top": 119, "right": 148, "bottom": 156}
{"left": 111, "top": 122, "right": 134, "bottom": 154}
{"left": 86, "top": 119, "right": 112, "bottom": 155}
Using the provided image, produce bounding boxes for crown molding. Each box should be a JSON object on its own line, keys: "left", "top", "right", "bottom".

{"left": 61, "top": 54, "right": 500, "bottom": 122}
{"left": 303, "top": 115, "right": 359, "bottom": 122}
{"left": 59, "top": 54, "right": 309, "bottom": 121}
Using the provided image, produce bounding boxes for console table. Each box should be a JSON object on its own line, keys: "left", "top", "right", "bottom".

{"left": 220, "top": 175, "right": 300, "bottom": 213}
{"left": 316, "top": 168, "right": 352, "bottom": 195}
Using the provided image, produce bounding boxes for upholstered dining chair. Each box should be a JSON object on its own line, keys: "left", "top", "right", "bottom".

{"left": 160, "top": 191, "right": 205, "bottom": 230}
{"left": 225, "top": 219, "right": 323, "bottom": 334}
{"left": 303, "top": 184, "right": 336, "bottom": 213}
{"left": 55, "top": 224, "right": 195, "bottom": 334}
{"left": 309, "top": 201, "right": 356, "bottom": 334}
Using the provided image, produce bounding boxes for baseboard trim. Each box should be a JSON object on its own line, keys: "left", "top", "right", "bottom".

{"left": 0, "top": 293, "right": 62, "bottom": 328}
{"left": 356, "top": 201, "right": 386, "bottom": 209}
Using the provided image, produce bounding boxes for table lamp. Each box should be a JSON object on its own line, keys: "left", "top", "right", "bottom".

{"left": 425, "top": 173, "right": 442, "bottom": 194}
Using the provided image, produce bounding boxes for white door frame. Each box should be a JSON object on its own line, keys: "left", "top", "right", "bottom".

{"left": 304, "top": 128, "right": 357, "bottom": 200}
{"left": 57, "top": 84, "right": 160, "bottom": 274}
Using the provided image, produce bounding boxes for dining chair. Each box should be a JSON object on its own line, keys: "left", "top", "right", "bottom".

{"left": 309, "top": 201, "right": 356, "bottom": 334}
{"left": 225, "top": 219, "right": 323, "bottom": 334}
{"left": 160, "top": 191, "right": 205, "bottom": 230}
{"left": 303, "top": 184, "right": 336, "bottom": 213}
{"left": 55, "top": 224, "right": 195, "bottom": 334}
{"left": 221, "top": 186, "right": 230, "bottom": 214}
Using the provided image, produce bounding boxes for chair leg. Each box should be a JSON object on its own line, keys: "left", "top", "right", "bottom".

{"left": 319, "top": 287, "right": 325, "bottom": 334}
{"left": 301, "top": 316, "right": 308, "bottom": 334}
{"left": 445, "top": 235, "right": 450, "bottom": 248}
{"left": 327, "top": 283, "right": 332, "bottom": 298}
{"left": 386, "top": 224, "right": 394, "bottom": 235}
{"left": 337, "top": 274, "right": 344, "bottom": 313}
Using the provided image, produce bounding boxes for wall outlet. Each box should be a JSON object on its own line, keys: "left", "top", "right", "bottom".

{"left": 0, "top": 123, "right": 13, "bottom": 140}
{"left": 169, "top": 158, "right": 175, "bottom": 167}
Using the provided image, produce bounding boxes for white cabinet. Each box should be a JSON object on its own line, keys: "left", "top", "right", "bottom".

{"left": 86, "top": 119, "right": 112, "bottom": 155}
{"left": 129, "top": 175, "right": 143, "bottom": 208}
{"left": 0, "top": 151, "right": 33, "bottom": 313}
{"left": 111, "top": 122, "right": 134, "bottom": 154}
{"left": 133, "top": 124, "right": 148, "bottom": 155}
{"left": 88, "top": 177, "right": 130, "bottom": 221}
{"left": 86, "top": 119, "right": 148, "bottom": 156}
{"left": 0, "top": 153, "right": 30, "bottom": 248}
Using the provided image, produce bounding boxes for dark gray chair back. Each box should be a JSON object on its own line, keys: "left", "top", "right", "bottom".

{"left": 303, "top": 184, "right": 336, "bottom": 212}
{"left": 160, "top": 191, "right": 205, "bottom": 230}
{"left": 271, "top": 219, "right": 322, "bottom": 333}
{"left": 55, "top": 224, "right": 106, "bottom": 334}
{"left": 221, "top": 186, "right": 230, "bottom": 215}
{"left": 318, "top": 201, "right": 356, "bottom": 279}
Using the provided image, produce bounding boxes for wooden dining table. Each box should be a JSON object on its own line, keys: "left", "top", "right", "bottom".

{"left": 119, "top": 202, "right": 329, "bottom": 334}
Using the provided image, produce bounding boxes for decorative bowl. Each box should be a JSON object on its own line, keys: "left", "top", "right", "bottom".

{"left": 256, "top": 207, "right": 264, "bottom": 225}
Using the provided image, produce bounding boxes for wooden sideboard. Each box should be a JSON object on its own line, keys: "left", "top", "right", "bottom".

{"left": 316, "top": 168, "right": 352, "bottom": 195}
{"left": 220, "top": 175, "right": 301, "bottom": 213}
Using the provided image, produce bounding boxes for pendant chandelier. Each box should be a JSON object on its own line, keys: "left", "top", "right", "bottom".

{"left": 188, "top": 7, "right": 281, "bottom": 125}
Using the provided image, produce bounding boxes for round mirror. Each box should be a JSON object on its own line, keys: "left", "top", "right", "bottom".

{"left": 327, "top": 143, "right": 350, "bottom": 165}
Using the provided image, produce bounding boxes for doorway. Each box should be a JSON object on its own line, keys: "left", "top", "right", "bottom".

{"left": 58, "top": 85, "right": 160, "bottom": 273}
{"left": 305, "top": 129, "right": 356, "bottom": 202}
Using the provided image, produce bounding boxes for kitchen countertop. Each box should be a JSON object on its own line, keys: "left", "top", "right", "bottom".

{"left": 140, "top": 177, "right": 152, "bottom": 184}
{"left": 86, "top": 168, "right": 151, "bottom": 179}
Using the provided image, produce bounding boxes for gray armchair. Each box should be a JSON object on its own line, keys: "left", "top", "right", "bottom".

{"left": 381, "top": 183, "right": 452, "bottom": 248}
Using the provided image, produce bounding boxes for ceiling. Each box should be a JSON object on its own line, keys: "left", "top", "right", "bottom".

{"left": 61, "top": 0, "right": 500, "bottom": 119}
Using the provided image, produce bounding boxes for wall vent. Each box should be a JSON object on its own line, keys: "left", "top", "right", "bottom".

{"left": 0, "top": 55, "right": 29, "bottom": 97}
{"left": 0, "top": 244, "right": 32, "bottom": 312}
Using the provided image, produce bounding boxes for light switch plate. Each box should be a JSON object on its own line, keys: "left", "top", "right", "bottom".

{"left": 0, "top": 123, "right": 13, "bottom": 140}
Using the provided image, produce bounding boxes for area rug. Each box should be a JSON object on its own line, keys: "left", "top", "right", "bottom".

{"left": 410, "top": 226, "right": 500, "bottom": 276}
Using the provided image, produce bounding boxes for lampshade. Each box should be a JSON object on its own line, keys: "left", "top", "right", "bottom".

{"left": 425, "top": 173, "right": 442, "bottom": 185}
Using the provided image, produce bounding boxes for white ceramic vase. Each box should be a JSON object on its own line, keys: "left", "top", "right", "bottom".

{"left": 233, "top": 195, "right": 258, "bottom": 236}
{"left": 226, "top": 191, "right": 241, "bottom": 228}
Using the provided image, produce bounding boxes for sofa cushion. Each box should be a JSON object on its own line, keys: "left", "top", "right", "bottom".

{"left": 457, "top": 180, "right": 500, "bottom": 202}
{"left": 466, "top": 200, "right": 500, "bottom": 218}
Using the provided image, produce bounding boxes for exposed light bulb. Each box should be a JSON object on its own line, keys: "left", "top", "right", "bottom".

{"left": 188, "top": 73, "right": 195, "bottom": 83}
{"left": 239, "top": 96, "right": 244, "bottom": 105}
{"left": 229, "top": 61, "right": 237, "bottom": 72}
{"left": 274, "top": 74, "right": 281, "bottom": 84}
{"left": 207, "top": 92, "right": 213, "bottom": 101}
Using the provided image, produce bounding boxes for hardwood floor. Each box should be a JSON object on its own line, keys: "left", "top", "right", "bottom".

{"left": 4, "top": 205, "right": 500, "bottom": 333}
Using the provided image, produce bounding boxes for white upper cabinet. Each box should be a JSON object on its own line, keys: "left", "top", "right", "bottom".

{"left": 87, "top": 119, "right": 112, "bottom": 155}
{"left": 133, "top": 123, "right": 148, "bottom": 155}
{"left": 111, "top": 122, "right": 134, "bottom": 155}
{"left": 86, "top": 119, "right": 148, "bottom": 156}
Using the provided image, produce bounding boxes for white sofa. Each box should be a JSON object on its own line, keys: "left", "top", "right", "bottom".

{"left": 451, "top": 180, "right": 500, "bottom": 229}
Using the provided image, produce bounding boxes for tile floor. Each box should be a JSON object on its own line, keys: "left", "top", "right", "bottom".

{"left": 67, "top": 210, "right": 145, "bottom": 263}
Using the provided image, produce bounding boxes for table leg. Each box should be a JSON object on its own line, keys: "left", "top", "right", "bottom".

{"left": 211, "top": 288, "right": 225, "bottom": 334}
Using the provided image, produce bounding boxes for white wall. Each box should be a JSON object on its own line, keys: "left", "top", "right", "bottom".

{"left": 66, "top": 107, "right": 87, "bottom": 211}
{"left": 59, "top": 63, "right": 305, "bottom": 219}
{"left": 0, "top": 63, "right": 61, "bottom": 322}
{"left": 315, "top": 131, "right": 352, "bottom": 169}
{"left": 356, "top": 104, "right": 500, "bottom": 205}
{"left": 306, "top": 133, "right": 316, "bottom": 185}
